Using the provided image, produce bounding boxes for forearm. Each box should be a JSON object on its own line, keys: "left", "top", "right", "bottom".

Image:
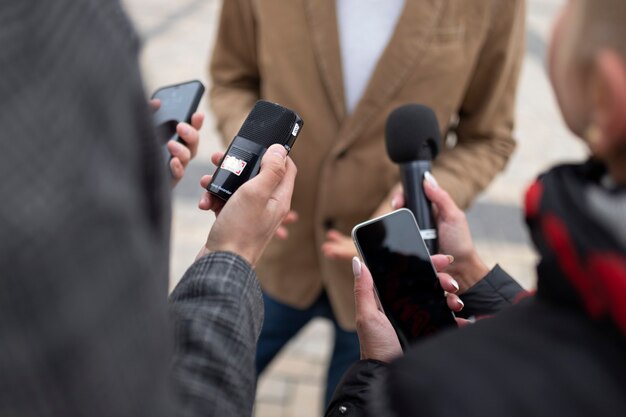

{"left": 169, "top": 252, "right": 263, "bottom": 417}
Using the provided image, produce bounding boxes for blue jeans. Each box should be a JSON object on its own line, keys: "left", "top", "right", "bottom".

{"left": 256, "top": 291, "right": 360, "bottom": 407}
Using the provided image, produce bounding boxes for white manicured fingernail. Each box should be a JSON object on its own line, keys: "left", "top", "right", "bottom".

{"left": 457, "top": 298, "right": 465, "bottom": 309}
{"left": 424, "top": 171, "right": 439, "bottom": 189}
{"left": 352, "top": 257, "right": 362, "bottom": 279}
{"left": 450, "top": 278, "right": 460, "bottom": 292}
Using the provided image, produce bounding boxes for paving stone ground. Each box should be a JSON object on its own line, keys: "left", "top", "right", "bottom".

{"left": 122, "top": 1, "right": 586, "bottom": 415}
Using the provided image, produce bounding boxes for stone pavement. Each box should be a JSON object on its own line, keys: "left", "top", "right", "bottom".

{"left": 121, "top": 0, "right": 586, "bottom": 415}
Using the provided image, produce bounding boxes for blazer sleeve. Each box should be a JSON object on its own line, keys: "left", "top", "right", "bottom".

{"left": 169, "top": 252, "right": 264, "bottom": 417}
{"left": 209, "top": 0, "right": 261, "bottom": 144}
{"left": 432, "top": 0, "right": 526, "bottom": 209}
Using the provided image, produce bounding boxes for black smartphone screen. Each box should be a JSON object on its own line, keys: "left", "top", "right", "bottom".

{"left": 353, "top": 209, "right": 456, "bottom": 348}
{"left": 151, "top": 80, "right": 205, "bottom": 144}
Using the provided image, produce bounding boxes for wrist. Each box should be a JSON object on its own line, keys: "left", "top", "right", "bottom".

{"left": 450, "top": 251, "right": 490, "bottom": 293}
{"left": 202, "top": 240, "right": 258, "bottom": 267}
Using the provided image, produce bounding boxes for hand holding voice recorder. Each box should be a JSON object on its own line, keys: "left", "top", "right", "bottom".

{"left": 208, "top": 100, "right": 303, "bottom": 201}
{"left": 352, "top": 208, "right": 456, "bottom": 348}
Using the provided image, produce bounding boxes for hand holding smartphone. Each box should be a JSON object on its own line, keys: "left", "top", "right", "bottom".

{"left": 151, "top": 80, "right": 205, "bottom": 165}
{"left": 352, "top": 208, "right": 456, "bottom": 348}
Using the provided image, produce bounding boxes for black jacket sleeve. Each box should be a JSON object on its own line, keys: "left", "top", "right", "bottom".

{"left": 326, "top": 360, "right": 389, "bottom": 417}
{"left": 458, "top": 264, "right": 526, "bottom": 319}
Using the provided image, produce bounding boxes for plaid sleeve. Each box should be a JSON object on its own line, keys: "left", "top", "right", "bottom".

{"left": 169, "top": 251, "right": 264, "bottom": 417}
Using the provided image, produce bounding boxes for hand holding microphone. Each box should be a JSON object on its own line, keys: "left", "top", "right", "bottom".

{"left": 385, "top": 103, "right": 489, "bottom": 289}
{"left": 385, "top": 104, "right": 440, "bottom": 254}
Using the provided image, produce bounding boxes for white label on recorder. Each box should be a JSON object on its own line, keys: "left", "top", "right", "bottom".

{"left": 420, "top": 229, "right": 437, "bottom": 240}
{"left": 291, "top": 124, "right": 300, "bottom": 137}
{"left": 221, "top": 155, "right": 247, "bottom": 176}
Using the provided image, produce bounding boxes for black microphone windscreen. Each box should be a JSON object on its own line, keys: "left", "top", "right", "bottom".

{"left": 237, "top": 100, "right": 299, "bottom": 147}
{"left": 385, "top": 104, "right": 441, "bottom": 162}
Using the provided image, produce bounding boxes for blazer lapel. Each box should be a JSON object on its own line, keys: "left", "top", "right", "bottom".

{"left": 305, "top": 0, "right": 346, "bottom": 123}
{"left": 336, "top": 0, "right": 446, "bottom": 151}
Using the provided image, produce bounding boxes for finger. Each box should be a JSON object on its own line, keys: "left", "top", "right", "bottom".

{"left": 244, "top": 144, "right": 288, "bottom": 200}
{"left": 176, "top": 122, "right": 199, "bottom": 158}
{"left": 198, "top": 191, "right": 225, "bottom": 213}
{"left": 169, "top": 158, "right": 184, "bottom": 181}
{"left": 431, "top": 254, "right": 454, "bottom": 272}
{"left": 283, "top": 210, "right": 299, "bottom": 224}
{"left": 423, "top": 172, "right": 460, "bottom": 221}
{"left": 191, "top": 112, "right": 205, "bottom": 130}
{"left": 391, "top": 190, "right": 405, "bottom": 210}
{"left": 275, "top": 211, "right": 298, "bottom": 240}
{"left": 446, "top": 293, "right": 465, "bottom": 312}
{"left": 456, "top": 317, "right": 473, "bottom": 327}
{"left": 275, "top": 226, "right": 289, "bottom": 240}
{"left": 211, "top": 151, "right": 225, "bottom": 167}
{"left": 200, "top": 174, "right": 213, "bottom": 189}
{"left": 353, "top": 258, "right": 382, "bottom": 318}
{"left": 321, "top": 242, "right": 336, "bottom": 259}
{"left": 322, "top": 243, "right": 357, "bottom": 261}
{"left": 325, "top": 229, "right": 346, "bottom": 243}
{"left": 168, "top": 140, "right": 192, "bottom": 168}
{"left": 438, "top": 272, "right": 460, "bottom": 294}
{"left": 149, "top": 99, "right": 161, "bottom": 111}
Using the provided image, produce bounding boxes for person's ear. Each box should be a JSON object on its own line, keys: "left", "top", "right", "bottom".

{"left": 588, "top": 49, "right": 626, "bottom": 156}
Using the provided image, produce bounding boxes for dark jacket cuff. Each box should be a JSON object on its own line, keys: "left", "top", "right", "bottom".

{"left": 325, "top": 360, "right": 388, "bottom": 417}
{"left": 458, "top": 264, "right": 525, "bottom": 318}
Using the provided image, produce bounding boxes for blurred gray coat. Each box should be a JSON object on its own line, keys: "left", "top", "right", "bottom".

{"left": 0, "top": 1, "right": 261, "bottom": 416}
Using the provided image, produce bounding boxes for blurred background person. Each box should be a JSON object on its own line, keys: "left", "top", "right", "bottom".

{"left": 209, "top": 0, "right": 525, "bottom": 405}
{"left": 327, "top": 0, "right": 626, "bottom": 414}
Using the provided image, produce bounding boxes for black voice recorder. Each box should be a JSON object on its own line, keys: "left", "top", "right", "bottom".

{"left": 208, "top": 100, "right": 303, "bottom": 200}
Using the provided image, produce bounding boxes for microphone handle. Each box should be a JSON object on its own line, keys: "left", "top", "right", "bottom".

{"left": 400, "top": 161, "right": 438, "bottom": 254}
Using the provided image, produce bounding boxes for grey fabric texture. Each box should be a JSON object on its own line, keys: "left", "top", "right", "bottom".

{"left": 170, "top": 252, "right": 264, "bottom": 417}
{"left": 0, "top": 1, "right": 262, "bottom": 416}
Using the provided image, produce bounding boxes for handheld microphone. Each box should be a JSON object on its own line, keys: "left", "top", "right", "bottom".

{"left": 385, "top": 104, "right": 440, "bottom": 254}
{"left": 208, "top": 100, "right": 303, "bottom": 200}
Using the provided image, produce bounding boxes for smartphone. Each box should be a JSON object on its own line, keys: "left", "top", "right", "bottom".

{"left": 352, "top": 208, "right": 456, "bottom": 348}
{"left": 151, "top": 80, "right": 205, "bottom": 163}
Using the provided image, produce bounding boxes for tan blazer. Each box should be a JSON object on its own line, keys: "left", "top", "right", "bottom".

{"left": 210, "top": 0, "right": 525, "bottom": 329}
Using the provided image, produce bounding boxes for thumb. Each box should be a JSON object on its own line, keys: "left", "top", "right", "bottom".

{"left": 353, "top": 257, "right": 382, "bottom": 317}
{"left": 246, "top": 144, "right": 288, "bottom": 199}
